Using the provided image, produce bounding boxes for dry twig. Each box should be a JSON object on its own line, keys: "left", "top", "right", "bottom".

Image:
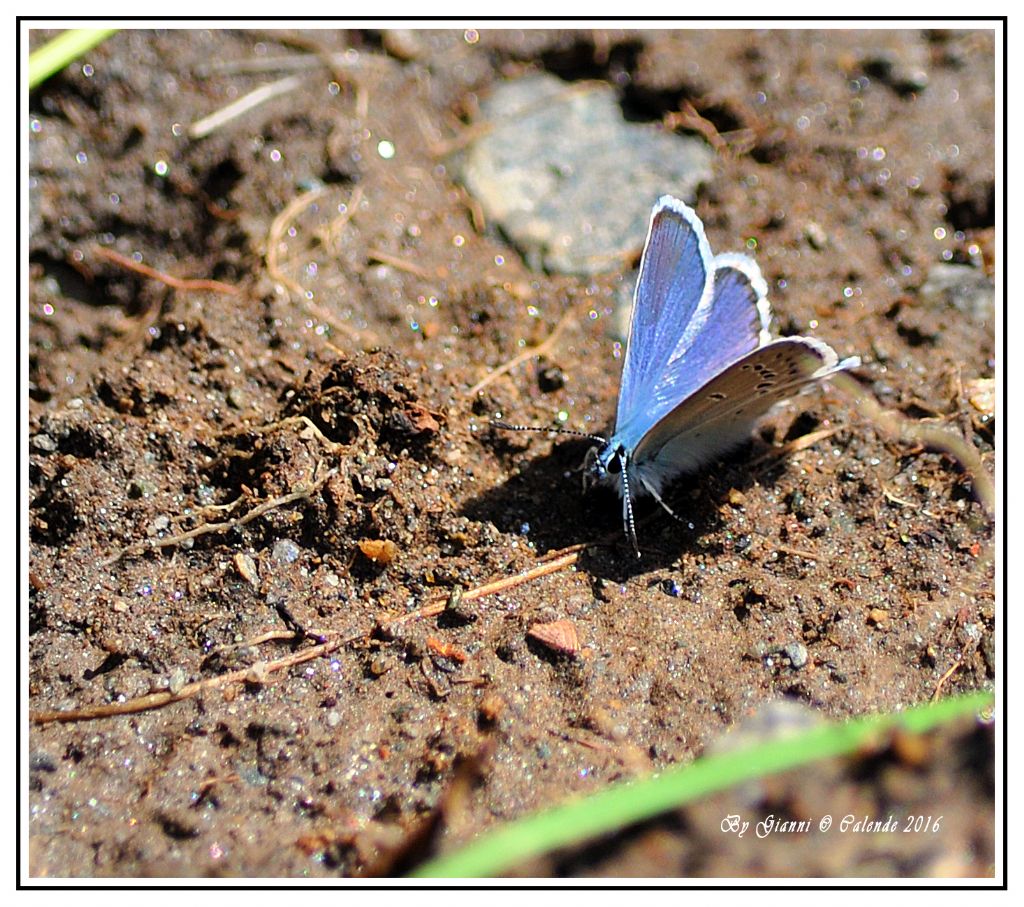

{"left": 102, "top": 466, "right": 336, "bottom": 566}
{"left": 377, "top": 547, "right": 584, "bottom": 629}
{"left": 93, "top": 246, "right": 240, "bottom": 296}
{"left": 31, "top": 631, "right": 362, "bottom": 725}
{"left": 467, "top": 308, "right": 576, "bottom": 397}
{"left": 266, "top": 185, "right": 373, "bottom": 345}
{"left": 188, "top": 74, "right": 305, "bottom": 139}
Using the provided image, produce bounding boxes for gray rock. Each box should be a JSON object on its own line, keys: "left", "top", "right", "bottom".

{"left": 919, "top": 263, "right": 994, "bottom": 326}
{"left": 456, "top": 74, "right": 714, "bottom": 275}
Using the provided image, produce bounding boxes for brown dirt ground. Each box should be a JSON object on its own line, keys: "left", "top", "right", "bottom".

{"left": 27, "top": 28, "right": 996, "bottom": 879}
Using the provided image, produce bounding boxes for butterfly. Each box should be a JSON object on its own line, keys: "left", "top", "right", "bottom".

{"left": 496, "top": 195, "right": 859, "bottom": 556}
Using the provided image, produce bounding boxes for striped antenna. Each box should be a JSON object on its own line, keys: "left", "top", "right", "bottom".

{"left": 490, "top": 420, "right": 606, "bottom": 443}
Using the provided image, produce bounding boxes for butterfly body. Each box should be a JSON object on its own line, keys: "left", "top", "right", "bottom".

{"left": 586, "top": 195, "right": 859, "bottom": 553}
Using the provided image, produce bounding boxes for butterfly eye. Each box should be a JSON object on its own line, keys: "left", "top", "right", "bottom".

{"left": 607, "top": 451, "right": 624, "bottom": 475}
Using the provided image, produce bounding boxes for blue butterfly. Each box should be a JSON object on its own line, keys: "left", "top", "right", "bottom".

{"left": 498, "top": 195, "right": 859, "bottom": 556}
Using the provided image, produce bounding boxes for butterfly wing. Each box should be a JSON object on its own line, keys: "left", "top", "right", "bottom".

{"left": 615, "top": 200, "right": 774, "bottom": 447}
{"left": 614, "top": 196, "right": 715, "bottom": 441}
{"left": 630, "top": 337, "right": 858, "bottom": 496}
{"left": 642, "top": 252, "right": 774, "bottom": 427}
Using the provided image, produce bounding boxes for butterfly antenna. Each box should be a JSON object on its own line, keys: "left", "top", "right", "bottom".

{"left": 619, "top": 464, "right": 642, "bottom": 559}
{"left": 490, "top": 420, "right": 606, "bottom": 443}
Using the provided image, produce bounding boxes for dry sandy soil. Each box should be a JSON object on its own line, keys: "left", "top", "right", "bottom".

{"left": 27, "top": 28, "right": 996, "bottom": 878}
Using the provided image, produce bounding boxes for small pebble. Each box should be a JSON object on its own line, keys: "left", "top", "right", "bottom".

{"left": 128, "top": 478, "right": 158, "bottom": 499}
{"left": 168, "top": 667, "right": 188, "bottom": 695}
{"left": 784, "top": 642, "right": 809, "bottom": 670}
{"left": 358, "top": 538, "right": 398, "bottom": 565}
{"left": 245, "top": 663, "right": 269, "bottom": 685}
{"left": 226, "top": 386, "right": 248, "bottom": 410}
{"left": 478, "top": 692, "right": 506, "bottom": 724}
{"left": 31, "top": 433, "right": 58, "bottom": 453}
{"left": 234, "top": 552, "right": 259, "bottom": 587}
{"left": 527, "top": 619, "right": 579, "bottom": 656}
{"left": 271, "top": 539, "right": 301, "bottom": 565}
{"left": 804, "top": 222, "right": 828, "bottom": 250}
{"left": 660, "top": 578, "right": 683, "bottom": 598}
{"left": 148, "top": 514, "right": 170, "bottom": 535}
{"left": 538, "top": 366, "right": 565, "bottom": 393}
{"left": 868, "top": 607, "right": 890, "bottom": 626}
{"left": 965, "top": 377, "right": 995, "bottom": 419}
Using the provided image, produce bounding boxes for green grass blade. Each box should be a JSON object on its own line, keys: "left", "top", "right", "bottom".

{"left": 28, "top": 28, "right": 118, "bottom": 90}
{"left": 412, "top": 689, "right": 993, "bottom": 878}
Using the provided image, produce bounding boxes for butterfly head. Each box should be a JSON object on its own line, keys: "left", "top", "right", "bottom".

{"left": 584, "top": 438, "right": 629, "bottom": 493}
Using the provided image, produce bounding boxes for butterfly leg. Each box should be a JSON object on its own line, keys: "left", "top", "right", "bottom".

{"left": 638, "top": 474, "right": 689, "bottom": 526}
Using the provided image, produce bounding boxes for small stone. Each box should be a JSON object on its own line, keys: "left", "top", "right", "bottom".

{"left": 271, "top": 539, "right": 301, "bottom": 565}
{"left": 147, "top": 514, "right": 170, "bottom": 536}
{"left": 245, "top": 663, "right": 269, "bottom": 685}
{"left": 168, "top": 667, "right": 188, "bottom": 695}
{"left": 868, "top": 607, "right": 890, "bottom": 626}
{"left": 537, "top": 366, "right": 565, "bottom": 393}
{"left": 804, "top": 222, "right": 828, "bottom": 250}
{"left": 358, "top": 538, "right": 398, "bottom": 565}
{"left": 965, "top": 377, "right": 995, "bottom": 419}
{"left": 727, "top": 488, "right": 747, "bottom": 507}
{"left": 706, "top": 699, "right": 824, "bottom": 755}
{"left": 660, "top": 578, "right": 683, "bottom": 598}
{"left": 478, "top": 692, "right": 506, "bottom": 725}
{"left": 381, "top": 29, "right": 426, "bottom": 61}
{"left": 226, "top": 386, "right": 248, "bottom": 410}
{"left": 919, "top": 263, "right": 994, "bottom": 325}
{"left": 456, "top": 73, "right": 713, "bottom": 275}
{"left": 128, "top": 478, "right": 158, "bottom": 500}
{"left": 233, "top": 552, "right": 259, "bottom": 587}
{"left": 31, "top": 433, "right": 58, "bottom": 453}
{"left": 860, "top": 51, "right": 929, "bottom": 96}
{"left": 784, "top": 642, "right": 809, "bottom": 670}
{"left": 527, "top": 619, "right": 579, "bottom": 656}
{"left": 957, "top": 621, "right": 982, "bottom": 648}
